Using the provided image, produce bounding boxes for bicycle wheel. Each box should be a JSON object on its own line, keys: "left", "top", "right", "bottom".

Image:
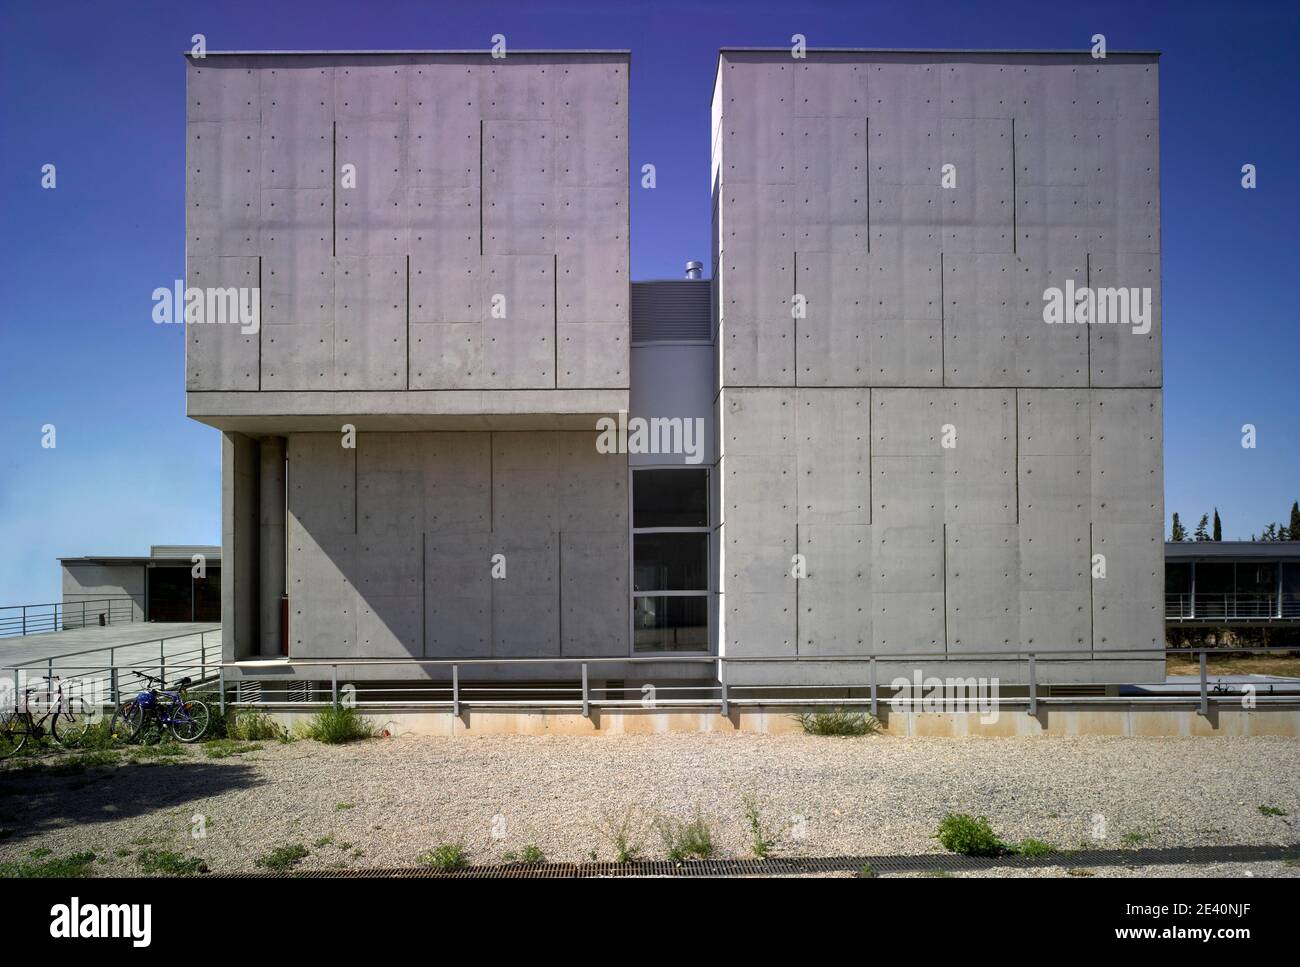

{"left": 170, "top": 700, "right": 210, "bottom": 743}
{"left": 110, "top": 700, "right": 146, "bottom": 744}
{"left": 51, "top": 698, "right": 96, "bottom": 749}
{"left": 0, "top": 711, "right": 29, "bottom": 758}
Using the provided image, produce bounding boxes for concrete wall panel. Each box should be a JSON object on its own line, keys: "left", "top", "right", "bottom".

{"left": 425, "top": 531, "right": 490, "bottom": 657}
{"left": 188, "top": 59, "right": 260, "bottom": 121}
{"left": 557, "top": 323, "right": 626, "bottom": 388}
{"left": 796, "top": 389, "right": 870, "bottom": 524}
{"left": 799, "top": 523, "right": 870, "bottom": 655}
{"left": 336, "top": 119, "right": 409, "bottom": 255}
{"left": 946, "top": 524, "right": 1019, "bottom": 652}
{"left": 184, "top": 256, "right": 260, "bottom": 390}
{"left": 1089, "top": 252, "right": 1162, "bottom": 387}
{"left": 260, "top": 65, "right": 332, "bottom": 188}
{"left": 410, "top": 322, "right": 483, "bottom": 389}
{"left": 561, "top": 530, "right": 628, "bottom": 656}
{"left": 186, "top": 121, "right": 259, "bottom": 256}
{"left": 334, "top": 256, "right": 407, "bottom": 389}
{"left": 334, "top": 61, "right": 407, "bottom": 120}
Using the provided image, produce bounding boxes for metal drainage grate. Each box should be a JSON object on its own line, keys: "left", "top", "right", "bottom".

{"left": 220, "top": 842, "right": 1300, "bottom": 878}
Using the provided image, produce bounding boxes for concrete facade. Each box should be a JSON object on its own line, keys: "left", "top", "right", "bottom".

{"left": 188, "top": 49, "right": 1165, "bottom": 687}
{"left": 186, "top": 52, "right": 631, "bottom": 664}
{"left": 712, "top": 51, "right": 1163, "bottom": 685}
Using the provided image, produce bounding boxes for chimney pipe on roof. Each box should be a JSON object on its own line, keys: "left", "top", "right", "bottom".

{"left": 685, "top": 260, "right": 703, "bottom": 280}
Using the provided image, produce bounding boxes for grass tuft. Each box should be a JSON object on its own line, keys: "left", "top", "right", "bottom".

{"left": 0, "top": 850, "right": 97, "bottom": 878}
{"left": 655, "top": 810, "right": 716, "bottom": 862}
{"left": 136, "top": 850, "right": 207, "bottom": 875}
{"left": 299, "top": 705, "right": 375, "bottom": 744}
{"left": 795, "top": 707, "right": 881, "bottom": 736}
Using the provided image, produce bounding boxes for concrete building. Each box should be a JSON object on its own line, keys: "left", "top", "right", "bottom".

{"left": 185, "top": 48, "right": 1164, "bottom": 690}
{"left": 59, "top": 546, "right": 221, "bottom": 624}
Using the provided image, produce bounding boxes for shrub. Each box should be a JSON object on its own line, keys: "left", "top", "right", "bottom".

{"left": 136, "top": 850, "right": 207, "bottom": 875}
{"left": 419, "top": 842, "right": 468, "bottom": 871}
{"left": 655, "top": 811, "right": 715, "bottom": 862}
{"left": 935, "top": 813, "right": 1007, "bottom": 857}
{"left": 741, "top": 793, "right": 782, "bottom": 859}
{"left": 795, "top": 707, "right": 881, "bottom": 736}
{"left": 300, "top": 705, "right": 375, "bottom": 744}
{"left": 596, "top": 806, "right": 644, "bottom": 863}
{"left": 255, "top": 843, "right": 309, "bottom": 872}
{"left": 1016, "top": 838, "right": 1056, "bottom": 857}
{"left": 856, "top": 862, "right": 877, "bottom": 878}
{"left": 1258, "top": 804, "right": 1287, "bottom": 817}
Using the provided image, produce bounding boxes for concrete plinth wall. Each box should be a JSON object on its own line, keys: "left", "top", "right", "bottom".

{"left": 712, "top": 51, "right": 1163, "bottom": 685}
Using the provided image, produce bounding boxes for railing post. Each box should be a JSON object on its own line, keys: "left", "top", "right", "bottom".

{"left": 21, "top": 606, "right": 26, "bottom": 637}
{"left": 581, "top": 663, "right": 590, "bottom": 718}
{"left": 81, "top": 601, "right": 86, "bottom": 629}
{"left": 331, "top": 665, "right": 338, "bottom": 706}
{"left": 1027, "top": 654, "right": 1037, "bottom": 717}
{"left": 452, "top": 665, "right": 460, "bottom": 717}
{"left": 200, "top": 633, "right": 206, "bottom": 681}
{"left": 869, "top": 656, "right": 878, "bottom": 718}
{"left": 110, "top": 647, "right": 117, "bottom": 706}
{"left": 719, "top": 660, "right": 728, "bottom": 718}
{"left": 159, "top": 640, "right": 166, "bottom": 685}
{"left": 1199, "top": 650, "right": 1208, "bottom": 717}
{"left": 218, "top": 666, "right": 226, "bottom": 714}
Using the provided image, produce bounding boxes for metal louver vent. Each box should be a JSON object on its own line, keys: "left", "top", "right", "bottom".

{"left": 236, "top": 680, "right": 263, "bottom": 704}
{"left": 630, "top": 280, "right": 712, "bottom": 343}
{"left": 288, "top": 680, "right": 313, "bottom": 703}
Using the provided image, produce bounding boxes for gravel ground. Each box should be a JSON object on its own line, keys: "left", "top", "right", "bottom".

{"left": 1, "top": 733, "right": 1297, "bottom": 876}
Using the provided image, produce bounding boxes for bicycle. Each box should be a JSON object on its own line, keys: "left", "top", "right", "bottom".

{"left": 0, "top": 676, "right": 97, "bottom": 758}
{"left": 110, "top": 672, "right": 211, "bottom": 743}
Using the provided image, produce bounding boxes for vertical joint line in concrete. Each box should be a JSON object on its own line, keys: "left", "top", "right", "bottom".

{"left": 479, "top": 120, "right": 485, "bottom": 257}
{"left": 352, "top": 443, "right": 358, "bottom": 536}
{"left": 332, "top": 122, "right": 337, "bottom": 258}
{"left": 557, "top": 533, "right": 563, "bottom": 656}
{"left": 553, "top": 253, "right": 558, "bottom": 388}
{"left": 865, "top": 116, "right": 871, "bottom": 253}
{"left": 421, "top": 532, "right": 427, "bottom": 658}
{"left": 1010, "top": 117, "right": 1017, "bottom": 255}
{"left": 257, "top": 255, "right": 263, "bottom": 391}
{"left": 488, "top": 431, "right": 494, "bottom": 532}
{"left": 794, "top": 522, "right": 799, "bottom": 656}
{"left": 405, "top": 255, "right": 411, "bottom": 390}
{"left": 1089, "top": 521, "right": 1095, "bottom": 653}
{"left": 942, "top": 521, "right": 949, "bottom": 656}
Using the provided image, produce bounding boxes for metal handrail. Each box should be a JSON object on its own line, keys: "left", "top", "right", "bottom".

{"left": 1165, "top": 592, "right": 1300, "bottom": 621}
{"left": 0, "top": 596, "right": 138, "bottom": 638}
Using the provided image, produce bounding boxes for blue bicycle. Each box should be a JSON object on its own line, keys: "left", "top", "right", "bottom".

{"left": 111, "top": 672, "right": 211, "bottom": 743}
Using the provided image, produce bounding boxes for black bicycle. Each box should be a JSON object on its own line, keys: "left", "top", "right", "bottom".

{"left": 0, "top": 677, "right": 96, "bottom": 758}
{"left": 110, "top": 672, "right": 211, "bottom": 743}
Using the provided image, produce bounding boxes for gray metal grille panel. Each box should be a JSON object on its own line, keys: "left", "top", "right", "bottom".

{"left": 630, "top": 280, "right": 712, "bottom": 343}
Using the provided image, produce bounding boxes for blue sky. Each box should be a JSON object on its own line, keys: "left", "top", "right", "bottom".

{"left": 1, "top": 0, "right": 1297, "bottom": 603}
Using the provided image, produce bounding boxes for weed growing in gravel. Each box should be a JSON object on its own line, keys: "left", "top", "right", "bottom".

{"left": 136, "top": 850, "right": 207, "bottom": 875}
{"left": 935, "top": 814, "right": 1007, "bottom": 857}
{"left": 741, "top": 792, "right": 785, "bottom": 859}
{"left": 229, "top": 711, "right": 287, "bottom": 742}
{"left": 655, "top": 810, "right": 716, "bottom": 862}
{"left": 857, "top": 862, "right": 877, "bottom": 878}
{"left": 314, "top": 835, "right": 335, "bottom": 848}
{"left": 335, "top": 802, "right": 355, "bottom": 811}
{"left": 1120, "top": 831, "right": 1151, "bottom": 847}
{"left": 1015, "top": 838, "right": 1057, "bottom": 857}
{"left": 1258, "top": 804, "right": 1288, "bottom": 817}
{"left": 419, "top": 842, "right": 468, "bottom": 871}
{"left": 299, "top": 705, "right": 375, "bottom": 744}
{"left": 29, "top": 847, "right": 51, "bottom": 859}
{"left": 596, "top": 806, "right": 645, "bottom": 863}
{"left": 204, "top": 740, "right": 262, "bottom": 760}
{"left": 1284, "top": 854, "right": 1300, "bottom": 868}
{"left": 255, "top": 843, "right": 309, "bottom": 872}
{"left": 0, "top": 850, "right": 97, "bottom": 878}
{"left": 503, "top": 844, "right": 545, "bottom": 865}
{"left": 1067, "top": 868, "right": 1095, "bottom": 877}
{"left": 795, "top": 707, "right": 881, "bottom": 736}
